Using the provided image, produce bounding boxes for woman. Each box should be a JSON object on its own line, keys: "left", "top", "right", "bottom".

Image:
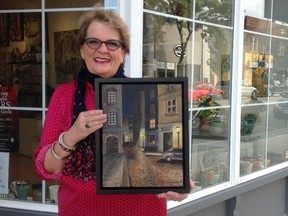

{"left": 35, "top": 9, "right": 189, "bottom": 216}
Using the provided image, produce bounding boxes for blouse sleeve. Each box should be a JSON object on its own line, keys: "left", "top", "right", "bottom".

{"left": 34, "top": 82, "right": 75, "bottom": 180}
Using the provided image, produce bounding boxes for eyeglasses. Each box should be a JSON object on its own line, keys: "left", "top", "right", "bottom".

{"left": 84, "top": 38, "right": 123, "bottom": 51}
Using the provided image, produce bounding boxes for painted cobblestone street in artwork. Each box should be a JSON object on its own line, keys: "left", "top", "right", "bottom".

{"left": 103, "top": 146, "right": 183, "bottom": 188}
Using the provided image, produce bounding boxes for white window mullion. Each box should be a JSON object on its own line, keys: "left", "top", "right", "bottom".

{"left": 230, "top": 0, "right": 245, "bottom": 185}
{"left": 118, "top": 0, "right": 143, "bottom": 78}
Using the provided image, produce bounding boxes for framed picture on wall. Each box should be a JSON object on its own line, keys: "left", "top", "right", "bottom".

{"left": 0, "top": 14, "right": 9, "bottom": 47}
{"left": 94, "top": 77, "right": 190, "bottom": 194}
{"left": 10, "top": 13, "right": 24, "bottom": 41}
{"left": 54, "top": 29, "right": 82, "bottom": 84}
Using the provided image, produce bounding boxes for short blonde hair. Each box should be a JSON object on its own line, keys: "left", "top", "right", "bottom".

{"left": 77, "top": 9, "right": 130, "bottom": 54}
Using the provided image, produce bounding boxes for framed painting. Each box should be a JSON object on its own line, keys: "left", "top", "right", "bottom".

{"left": 0, "top": 14, "right": 9, "bottom": 47}
{"left": 10, "top": 13, "right": 24, "bottom": 41}
{"left": 54, "top": 29, "right": 82, "bottom": 84}
{"left": 94, "top": 77, "right": 190, "bottom": 194}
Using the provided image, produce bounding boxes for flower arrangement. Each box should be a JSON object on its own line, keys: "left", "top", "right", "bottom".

{"left": 197, "top": 95, "right": 219, "bottom": 120}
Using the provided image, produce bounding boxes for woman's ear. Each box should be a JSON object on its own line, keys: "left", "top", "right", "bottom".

{"left": 79, "top": 45, "right": 85, "bottom": 59}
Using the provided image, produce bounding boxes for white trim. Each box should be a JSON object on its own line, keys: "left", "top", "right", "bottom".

{"left": 0, "top": 200, "right": 58, "bottom": 213}
{"left": 167, "top": 182, "right": 234, "bottom": 210}
{"left": 229, "top": 0, "right": 245, "bottom": 185}
{"left": 239, "top": 162, "right": 288, "bottom": 183}
{"left": 118, "top": 0, "right": 143, "bottom": 77}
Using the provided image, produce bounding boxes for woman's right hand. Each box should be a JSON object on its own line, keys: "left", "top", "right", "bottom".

{"left": 44, "top": 109, "right": 107, "bottom": 174}
{"left": 64, "top": 109, "right": 107, "bottom": 147}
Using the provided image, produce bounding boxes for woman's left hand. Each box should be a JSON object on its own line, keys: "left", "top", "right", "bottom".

{"left": 157, "top": 181, "right": 195, "bottom": 202}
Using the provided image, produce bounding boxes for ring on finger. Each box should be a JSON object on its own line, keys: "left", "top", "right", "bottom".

{"left": 85, "top": 123, "right": 91, "bottom": 129}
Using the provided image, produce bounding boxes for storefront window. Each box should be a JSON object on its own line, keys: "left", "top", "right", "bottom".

{"left": 0, "top": 0, "right": 97, "bottom": 207}
{"left": 240, "top": 0, "right": 288, "bottom": 177}
{"left": 143, "top": 0, "right": 233, "bottom": 190}
{"left": 1, "top": 0, "right": 288, "bottom": 214}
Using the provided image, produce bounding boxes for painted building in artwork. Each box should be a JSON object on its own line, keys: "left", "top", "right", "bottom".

{"left": 101, "top": 84, "right": 124, "bottom": 154}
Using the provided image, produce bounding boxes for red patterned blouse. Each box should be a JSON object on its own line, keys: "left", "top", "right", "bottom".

{"left": 34, "top": 81, "right": 167, "bottom": 216}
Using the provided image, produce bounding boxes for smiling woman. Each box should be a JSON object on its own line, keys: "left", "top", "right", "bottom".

{"left": 34, "top": 8, "right": 190, "bottom": 216}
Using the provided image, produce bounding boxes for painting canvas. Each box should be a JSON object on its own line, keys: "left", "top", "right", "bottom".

{"left": 95, "top": 77, "right": 189, "bottom": 194}
{"left": 54, "top": 29, "right": 82, "bottom": 84}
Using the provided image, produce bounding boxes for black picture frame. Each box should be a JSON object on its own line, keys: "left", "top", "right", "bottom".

{"left": 95, "top": 77, "right": 190, "bottom": 194}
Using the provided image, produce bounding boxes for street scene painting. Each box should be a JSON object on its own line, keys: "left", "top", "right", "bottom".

{"left": 95, "top": 77, "right": 189, "bottom": 194}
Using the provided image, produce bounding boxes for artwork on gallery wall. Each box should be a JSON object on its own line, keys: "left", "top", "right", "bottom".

{"left": 0, "top": 53, "right": 12, "bottom": 81}
{"left": 0, "top": 14, "right": 9, "bottom": 47}
{"left": 23, "top": 13, "right": 42, "bottom": 53}
{"left": 94, "top": 77, "right": 190, "bottom": 194}
{"left": 10, "top": 13, "right": 24, "bottom": 42}
{"left": 54, "top": 29, "right": 82, "bottom": 84}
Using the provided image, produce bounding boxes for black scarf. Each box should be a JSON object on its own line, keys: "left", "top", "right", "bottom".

{"left": 62, "top": 65, "right": 126, "bottom": 181}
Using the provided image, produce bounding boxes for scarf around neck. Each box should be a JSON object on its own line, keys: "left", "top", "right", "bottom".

{"left": 62, "top": 65, "right": 126, "bottom": 182}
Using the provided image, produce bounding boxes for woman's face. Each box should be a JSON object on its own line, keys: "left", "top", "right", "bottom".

{"left": 80, "top": 20, "right": 126, "bottom": 77}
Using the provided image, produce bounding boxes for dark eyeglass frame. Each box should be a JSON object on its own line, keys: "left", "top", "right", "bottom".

{"left": 84, "top": 37, "right": 123, "bottom": 51}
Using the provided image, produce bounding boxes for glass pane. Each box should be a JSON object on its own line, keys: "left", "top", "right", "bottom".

{"left": 0, "top": 12, "right": 43, "bottom": 107}
{"left": 268, "top": 101, "right": 288, "bottom": 166}
{"left": 243, "top": 33, "right": 271, "bottom": 101}
{"left": 271, "top": 0, "right": 288, "bottom": 24}
{"left": 193, "top": 25, "right": 233, "bottom": 102}
{"left": 244, "top": 15, "right": 271, "bottom": 35}
{"left": 46, "top": 11, "right": 84, "bottom": 86}
{"left": 195, "top": 0, "right": 233, "bottom": 27}
{"left": 143, "top": 13, "right": 193, "bottom": 78}
{"left": 45, "top": 0, "right": 102, "bottom": 8}
{"left": 0, "top": 110, "right": 59, "bottom": 203}
{"left": 144, "top": 0, "right": 193, "bottom": 19}
{"left": 241, "top": 31, "right": 271, "bottom": 175}
{"left": 0, "top": 0, "right": 40, "bottom": 10}
{"left": 190, "top": 25, "right": 232, "bottom": 189}
{"left": 271, "top": 20, "right": 288, "bottom": 38}
{"left": 241, "top": 1, "right": 288, "bottom": 176}
{"left": 143, "top": 12, "right": 232, "bottom": 189}
{"left": 244, "top": 0, "right": 267, "bottom": 19}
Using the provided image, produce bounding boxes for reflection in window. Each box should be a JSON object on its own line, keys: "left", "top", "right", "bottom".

{"left": 144, "top": 1, "right": 233, "bottom": 190}
{"left": 250, "top": 36, "right": 258, "bottom": 52}
{"left": 277, "top": 42, "right": 285, "bottom": 56}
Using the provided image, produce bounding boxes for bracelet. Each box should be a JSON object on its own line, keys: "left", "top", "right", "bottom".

{"left": 50, "top": 142, "right": 64, "bottom": 160}
{"left": 58, "top": 132, "right": 75, "bottom": 152}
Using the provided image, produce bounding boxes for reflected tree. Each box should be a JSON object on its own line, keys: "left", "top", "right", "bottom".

{"left": 144, "top": 0, "right": 232, "bottom": 77}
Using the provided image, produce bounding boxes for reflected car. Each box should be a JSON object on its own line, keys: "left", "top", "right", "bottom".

{"left": 267, "top": 80, "right": 286, "bottom": 96}
{"left": 161, "top": 148, "right": 183, "bottom": 162}
{"left": 241, "top": 80, "right": 258, "bottom": 99}
{"left": 273, "top": 97, "right": 288, "bottom": 118}
{"left": 188, "top": 82, "right": 224, "bottom": 102}
{"left": 216, "top": 80, "right": 258, "bottom": 100}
